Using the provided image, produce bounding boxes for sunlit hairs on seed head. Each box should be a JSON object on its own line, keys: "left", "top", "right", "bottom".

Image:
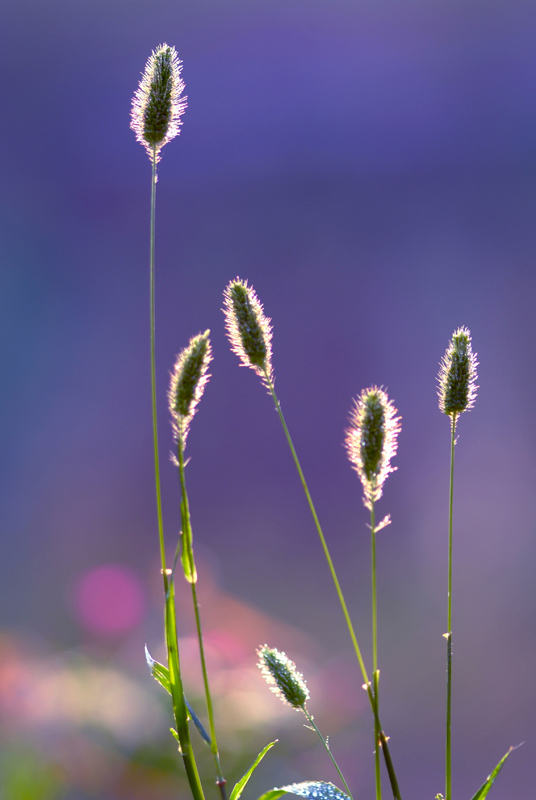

{"left": 223, "top": 278, "right": 274, "bottom": 387}
{"left": 345, "top": 387, "right": 401, "bottom": 510}
{"left": 168, "top": 331, "right": 212, "bottom": 448}
{"left": 438, "top": 327, "right": 478, "bottom": 417}
{"left": 131, "top": 43, "right": 187, "bottom": 164}
{"left": 257, "top": 645, "right": 309, "bottom": 711}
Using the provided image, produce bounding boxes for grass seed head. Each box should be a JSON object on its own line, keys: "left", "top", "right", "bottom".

{"left": 169, "top": 331, "right": 212, "bottom": 446}
{"left": 257, "top": 645, "right": 309, "bottom": 710}
{"left": 345, "top": 387, "right": 401, "bottom": 509}
{"left": 131, "top": 44, "right": 187, "bottom": 164}
{"left": 223, "top": 278, "right": 273, "bottom": 387}
{"left": 438, "top": 327, "right": 478, "bottom": 417}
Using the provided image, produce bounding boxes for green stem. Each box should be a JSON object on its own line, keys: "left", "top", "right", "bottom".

{"left": 302, "top": 707, "right": 353, "bottom": 799}
{"left": 371, "top": 502, "right": 382, "bottom": 800}
{"left": 150, "top": 150, "right": 168, "bottom": 585}
{"left": 178, "top": 438, "right": 227, "bottom": 798}
{"left": 149, "top": 146, "right": 205, "bottom": 800}
{"left": 265, "top": 374, "right": 402, "bottom": 800}
{"left": 445, "top": 414, "right": 457, "bottom": 800}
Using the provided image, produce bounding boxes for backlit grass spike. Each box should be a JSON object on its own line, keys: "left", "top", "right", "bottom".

{"left": 131, "top": 43, "right": 187, "bottom": 164}
{"left": 438, "top": 327, "right": 478, "bottom": 417}
{"left": 169, "top": 330, "right": 212, "bottom": 446}
{"left": 345, "top": 387, "right": 401, "bottom": 509}
{"left": 223, "top": 278, "right": 273, "bottom": 387}
{"left": 257, "top": 645, "right": 309, "bottom": 710}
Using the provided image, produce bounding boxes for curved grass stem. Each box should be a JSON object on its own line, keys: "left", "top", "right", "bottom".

{"left": 265, "top": 372, "right": 402, "bottom": 800}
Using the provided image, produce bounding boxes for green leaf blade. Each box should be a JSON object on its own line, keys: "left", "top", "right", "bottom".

{"left": 229, "top": 741, "right": 277, "bottom": 800}
{"left": 145, "top": 645, "right": 172, "bottom": 694}
{"left": 470, "top": 745, "right": 520, "bottom": 800}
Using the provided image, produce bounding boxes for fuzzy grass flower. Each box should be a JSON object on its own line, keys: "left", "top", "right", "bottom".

{"left": 131, "top": 43, "right": 187, "bottom": 163}
{"left": 223, "top": 278, "right": 273, "bottom": 386}
{"left": 257, "top": 645, "right": 309, "bottom": 710}
{"left": 345, "top": 387, "right": 401, "bottom": 509}
{"left": 438, "top": 327, "right": 478, "bottom": 417}
{"left": 258, "top": 645, "right": 353, "bottom": 797}
{"left": 168, "top": 330, "right": 212, "bottom": 446}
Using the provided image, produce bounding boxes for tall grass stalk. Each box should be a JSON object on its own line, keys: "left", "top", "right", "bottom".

{"left": 345, "top": 387, "right": 400, "bottom": 800}
{"left": 437, "top": 327, "right": 478, "bottom": 800}
{"left": 132, "top": 44, "right": 208, "bottom": 800}
{"left": 224, "top": 279, "right": 402, "bottom": 800}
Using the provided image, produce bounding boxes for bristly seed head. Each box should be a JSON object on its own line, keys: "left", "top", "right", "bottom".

{"left": 257, "top": 645, "right": 309, "bottom": 710}
{"left": 345, "top": 387, "right": 401, "bottom": 509}
{"left": 223, "top": 278, "right": 273, "bottom": 387}
{"left": 438, "top": 327, "right": 478, "bottom": 417}
{"left": 131, "top": 44, "right": 187, "bottom": 164}
{"left": 168, "top": 331, "right": 212, "bottom": 446}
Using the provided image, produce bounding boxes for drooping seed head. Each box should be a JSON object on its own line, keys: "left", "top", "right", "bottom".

{"left": 168, "top": 331, "right": 212, "bottom": 446}
{"left": 257, "top": 645, "right": 309, "bottom": 710}
{"left": 345, "top": 387, "right": 401, "bottom": 509}
{"left": 438, "top": 327, "right": 478, "bottom": 417}
{"left": 131, "top": 44, "right": 187, "bottom": 164}
{"left": 223, "top": 278, "right": 273, "bottom": 387}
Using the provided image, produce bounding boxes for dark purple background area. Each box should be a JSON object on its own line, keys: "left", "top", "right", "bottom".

{"left": 1, "top": 0, "right": 536, "bottom": 797}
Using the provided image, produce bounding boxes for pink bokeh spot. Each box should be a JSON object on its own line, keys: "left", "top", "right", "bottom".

{"left": 73, "top": 564, "right": 145, "bottom": 635}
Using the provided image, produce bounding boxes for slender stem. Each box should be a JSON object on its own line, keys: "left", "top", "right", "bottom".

{"left": 445, "top": 414, "right": 457, "bottom": 800}
{"left": 178, "top": 439, "right": 227, "bottom": 799}
{"left": 302, "top": 707, "right": 353, "bottom": 799}
{"left": 371, "top": 501, "right": 382, "bottom": 800}
{"left": 149, "top": 150, "right": 168, "bottom": 585}
{"left": 148, "top": 147, "right": 205, "bottom": 800}
{"left": 265, "top": 374, "right": 402, "bottom": 800}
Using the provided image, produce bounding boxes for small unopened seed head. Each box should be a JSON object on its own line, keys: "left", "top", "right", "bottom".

{"left": 438, "top": 327, "right": 478, "bottom": 417}
{"left": 131, "top": 43, "right": 187, "bottom": 164}
{"left": 345, "top": 387, "right": 401, "bottom": 509}
{"left": 223, "top": 278, "right": 273, "bottom": 386}
{"left": 169, "top": 331, "right": 212, "bottom": 446}
{"left": 257, "top": 645, "right": 309, "bottom": 710}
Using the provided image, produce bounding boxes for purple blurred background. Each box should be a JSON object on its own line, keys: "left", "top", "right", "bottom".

{"left": 1, "top": 0, "right": 536, "bottom": 797}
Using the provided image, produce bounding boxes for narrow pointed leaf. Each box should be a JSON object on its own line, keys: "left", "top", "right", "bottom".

{"left": 229, "top": 741, "right": 277, "bottom": 800}
{"left": 145, "top": 646, "right": 172, "bottom": 693}
{"left": 470, "top": 745, "right": 519, "bottom": 800}
{"left": 257, "top": 781, "right": 350, "bottom": 800}
{"left": 180, "top": 497, "right": 197, "bottom": 583}
{"left": 185, "top": 697, "right": 211, "bottom": 746}
{"left": 145, "top": 647, "right": 210, "bottom": 745}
